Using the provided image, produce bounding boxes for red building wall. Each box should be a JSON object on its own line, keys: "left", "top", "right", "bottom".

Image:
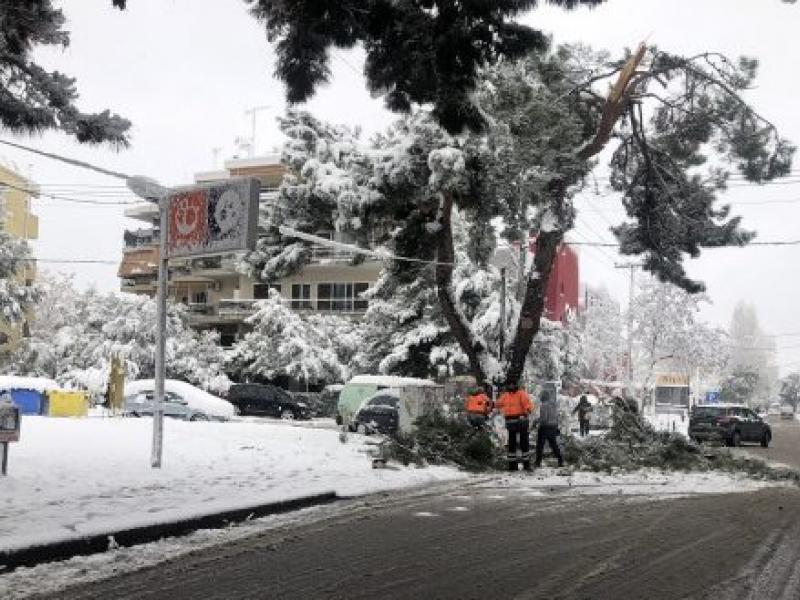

{"left": 527, "top": 241, "right": 580, "bottom": 323}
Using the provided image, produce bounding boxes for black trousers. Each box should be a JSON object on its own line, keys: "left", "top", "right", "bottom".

{"left": 506, "top": 418, "right": 530, "bottom": 468}
{"left": 535, "top": 425, "right": 564, "bottom": 467}
{"left": 467, "top": 414, "right": 488, "bottom": 428}
{"left": 579, "top": 419, "right": 590, "bottom": 437}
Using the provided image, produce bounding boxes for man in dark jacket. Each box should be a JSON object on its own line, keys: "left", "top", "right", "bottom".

{"left": 535, "top": 389, "right": 564, "bottom": 468}
{"left": 573, "top": 395, "right": 592, "bottom": 437}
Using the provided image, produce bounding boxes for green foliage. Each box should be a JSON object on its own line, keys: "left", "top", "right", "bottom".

{"left": 779, "top": 373, "right": 800, "bottom": 409}
{"left": 385, "top": 411, "right": 505, "bottom": 471}
{"left": 0, "top": 1, "right": 130, "bottom": 144}
{"left": 719, "top": 368, "right": 760, "bottom": 404}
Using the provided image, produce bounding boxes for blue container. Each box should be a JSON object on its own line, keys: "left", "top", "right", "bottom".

{"left": 5, "top": 388, "right": 45, "bottom": 415}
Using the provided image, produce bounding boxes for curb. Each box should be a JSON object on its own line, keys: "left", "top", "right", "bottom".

{"left": 0, "top": 491, "right": 338, "bottom": 574}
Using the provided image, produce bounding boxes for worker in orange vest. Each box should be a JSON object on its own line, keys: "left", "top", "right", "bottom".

{"left": 496, "top": 382, "right": 534, "bottom": 471}
{"left": 464, "top": 386, "right": 492, "bottom": 428}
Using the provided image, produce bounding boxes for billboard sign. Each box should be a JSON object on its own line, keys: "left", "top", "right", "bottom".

{"left": 166, "top": 178, "right": 259, "bottom": 258}
{"left": 654, "top": 373, "right": 689, "bottom": 387}
{"left": 704, "top": 391, "right": 720, "bottom": 404}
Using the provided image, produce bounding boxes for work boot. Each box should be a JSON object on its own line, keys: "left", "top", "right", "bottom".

{"left": 522, "top": 461, "right": 532, "bottom": 471}
{"left": 508, "top": 461, "right": 519, "bottom": 472}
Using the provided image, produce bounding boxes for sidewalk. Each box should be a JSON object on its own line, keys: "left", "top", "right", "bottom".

{"left": 0, "top": 417, "right": 463, "bottom": 557}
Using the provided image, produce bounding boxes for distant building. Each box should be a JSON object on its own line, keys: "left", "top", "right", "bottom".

{"left": 0, "top": 164, "right": 39, "bottom": 349}
{"left": 543, "top": 243, "right": 580, "bottom": 323}
{"left": 492, "top": 239, "right": 580, "bottom": 323}
{"left": 119, "top": 155, "right": 383, "bottom": 346}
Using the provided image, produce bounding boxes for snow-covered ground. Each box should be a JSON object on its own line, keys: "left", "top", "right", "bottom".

{"left": 646, "top": 411, "right": 690, "bottom": 437}
{"left": 487, "top": 468, "right": 782, "bottom": 499}
{"left": 0, "top": 416, "right": 462, "bottom": 553}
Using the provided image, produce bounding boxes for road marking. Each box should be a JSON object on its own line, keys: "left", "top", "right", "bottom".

{"left": 412, "top": 511, "right": 438, "bottom": 518}
{"left": 446, "top": 506, "right": 469, "bottom": 512}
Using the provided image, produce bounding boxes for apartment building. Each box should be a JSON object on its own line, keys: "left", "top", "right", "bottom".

{"left": 0, "top": 163, "right": 39, "bottom": 348}
{"left": 119, "top": 155, "right": 383, "bottom": 345}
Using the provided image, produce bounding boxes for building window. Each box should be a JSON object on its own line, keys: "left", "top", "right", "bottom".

{"left": 291, "top": 283, "right": 312, "bottom": 309}
{"left": 193, "top": 291, "right": 208, "bottom": 305}
{"left": 317, "top": 282, "right": 370, "bottom": 312}
{"left": 254, "top": 283, "right": 280, "bottom": 299}
{"left": 354, "top": 282, "right": 369, "bottom": 311}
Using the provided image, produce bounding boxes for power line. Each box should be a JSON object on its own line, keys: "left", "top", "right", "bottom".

{"left": 2, "top": 179, "right": 138, "bottom": 206}
{"left": 0, "top": 139, "right": 130, "bottom": 180}
{"left": 568, "top": 239, "right": 800, "bottom": 248}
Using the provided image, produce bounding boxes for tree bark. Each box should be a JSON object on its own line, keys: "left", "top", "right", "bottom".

{"left": 504, "top": 228, "right": 564, "bottom": 386}
{"left": 435, "top": 192, "right": 488, "bottom": 385}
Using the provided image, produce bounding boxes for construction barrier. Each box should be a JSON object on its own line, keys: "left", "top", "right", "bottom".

{"left": 47, "top": 390, "right": 89, "bottom": 418}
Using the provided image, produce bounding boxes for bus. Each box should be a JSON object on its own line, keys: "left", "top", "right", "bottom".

{"left": 653, "top": 373, "right": 690, "bottom": 415}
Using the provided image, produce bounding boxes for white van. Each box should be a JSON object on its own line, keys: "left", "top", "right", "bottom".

{"left": 336, "top": 375, "right": 436, "bottom": 430}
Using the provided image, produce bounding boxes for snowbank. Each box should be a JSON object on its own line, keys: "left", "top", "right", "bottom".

{"left": 0, "top": 376, "right": 59, "bottom": 393}
{"left": 486, "top": 468, "right": 784, "bottom": 498}
{"left": 0, "top": 417, "right": 462, "bottom": 553}
{"left": 646, "top": 412, "right": 690, "bottom": 437}
{"left": 125, "top": 379, "right": 235, "bottom": 419}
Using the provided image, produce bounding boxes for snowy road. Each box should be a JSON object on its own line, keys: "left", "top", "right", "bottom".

{"left": 34, "top": 483, "right": 800, "bottom": 600}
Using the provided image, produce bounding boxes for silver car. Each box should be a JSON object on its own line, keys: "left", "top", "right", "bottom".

{"left": 123, "top": 391, "right": 214, "bottom": 421}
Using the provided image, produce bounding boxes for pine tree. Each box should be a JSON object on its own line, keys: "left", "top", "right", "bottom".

{"left": 244, "top": 0, "right": 605, "bottom": 134}
{"left": 246, "top": 43, "right": 792, "bottom": 389}
{"left": 0, "top": 1, "right": 130, "bottom": 144}
{"left": 227, "top": 292, "right": 344, "bottom": 385}
{"left": 0, "top": 230, "right": 37, "bottom": 330}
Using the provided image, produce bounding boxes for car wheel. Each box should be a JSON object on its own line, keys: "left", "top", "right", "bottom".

{"left": 730, "top": 430, "right": 742, "bottom": 447}
{"left": 280, "top": 408, "right": 295, "bottom": 420}
{"left": 761, "top": 431, "right": 771, "bottom": 448}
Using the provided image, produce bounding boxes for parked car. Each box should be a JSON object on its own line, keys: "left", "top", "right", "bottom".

{"left": 125, "top": 379, "right": 235, "bottom": 420}
{"left": 780, "top": 404, "right": 795, "bottom": 419}
{"left": 123, "top": 391, "right": 216, "bottom": 421}
{"left": 689, "top": 405, "right": 771, "bottom": 447}
{"left": 227, "top": 383, "right": 310, "bottom": 420}
{"left": 353, "top": 391, "right": 400, "bottom": 434}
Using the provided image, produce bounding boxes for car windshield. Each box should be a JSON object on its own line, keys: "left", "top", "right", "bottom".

{"left": 367, "top": 395, "right": 395, "bottom": 407}
{"left": 693, "top": 407, "right": 726, "bottom": 418}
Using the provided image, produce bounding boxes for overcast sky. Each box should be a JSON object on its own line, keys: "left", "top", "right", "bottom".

{"left": 4, "top": 0, "right": 799, "bottom": 374}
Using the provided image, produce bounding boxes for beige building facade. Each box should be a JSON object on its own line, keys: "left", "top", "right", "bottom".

{"left": 0, "top": 164, "right": 39, "bottom": 348}
{"left": 119, "top": 156, "right": 383, "bottom": 345}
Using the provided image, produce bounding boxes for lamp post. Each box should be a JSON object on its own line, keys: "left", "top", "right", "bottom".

{"left": 126, "top": 176, "right": 170, "bottom": 468}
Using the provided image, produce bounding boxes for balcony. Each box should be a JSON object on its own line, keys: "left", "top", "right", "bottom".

{"left": 124, "top": 228, "right": 157, "bottom": 249}
{"left": 118, "top": 247, "right": 159, "bottom": 278}
{"left": 218, "top": 299, "right": 258, "bottom": 319}
{"left": 189, "top": 255, "right": 240, "bottom": 276}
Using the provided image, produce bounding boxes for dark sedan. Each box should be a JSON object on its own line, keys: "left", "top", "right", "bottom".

{"left": 353, "top": 392, "right": 400, "bottom": 434}
{"left": 689, "top": 404, "right": 771, "bottom": 447}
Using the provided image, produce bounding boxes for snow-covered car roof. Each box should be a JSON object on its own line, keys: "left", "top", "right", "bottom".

{"left": 347, "top": 375, "right": 436, "bottom": 387}
{"left": 125, "top": 379, "right": 234, "bottom": 419}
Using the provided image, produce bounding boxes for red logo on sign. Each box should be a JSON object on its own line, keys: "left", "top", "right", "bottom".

{"left": 168, "top": 191, "right": 208, "bottom": 254}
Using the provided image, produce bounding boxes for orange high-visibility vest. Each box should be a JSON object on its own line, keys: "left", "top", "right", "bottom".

{"left": 496, "top": 389, "right": 533, "bottom": 418}
{"left": 465, "top": 393, "right": 492, "bottom": 415}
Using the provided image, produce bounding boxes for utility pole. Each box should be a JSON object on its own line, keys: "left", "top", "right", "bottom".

{"left": 615, "top": 262, "right": 643, "bottom": 402}
{"left": 244, "top": 105, "right": 271, "bottom": 157}
{"left": 499, "top": 267, "right": 507, "bottom": 361}
{"left": 516, "top": 232, "right": 527, "bottom": 301}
